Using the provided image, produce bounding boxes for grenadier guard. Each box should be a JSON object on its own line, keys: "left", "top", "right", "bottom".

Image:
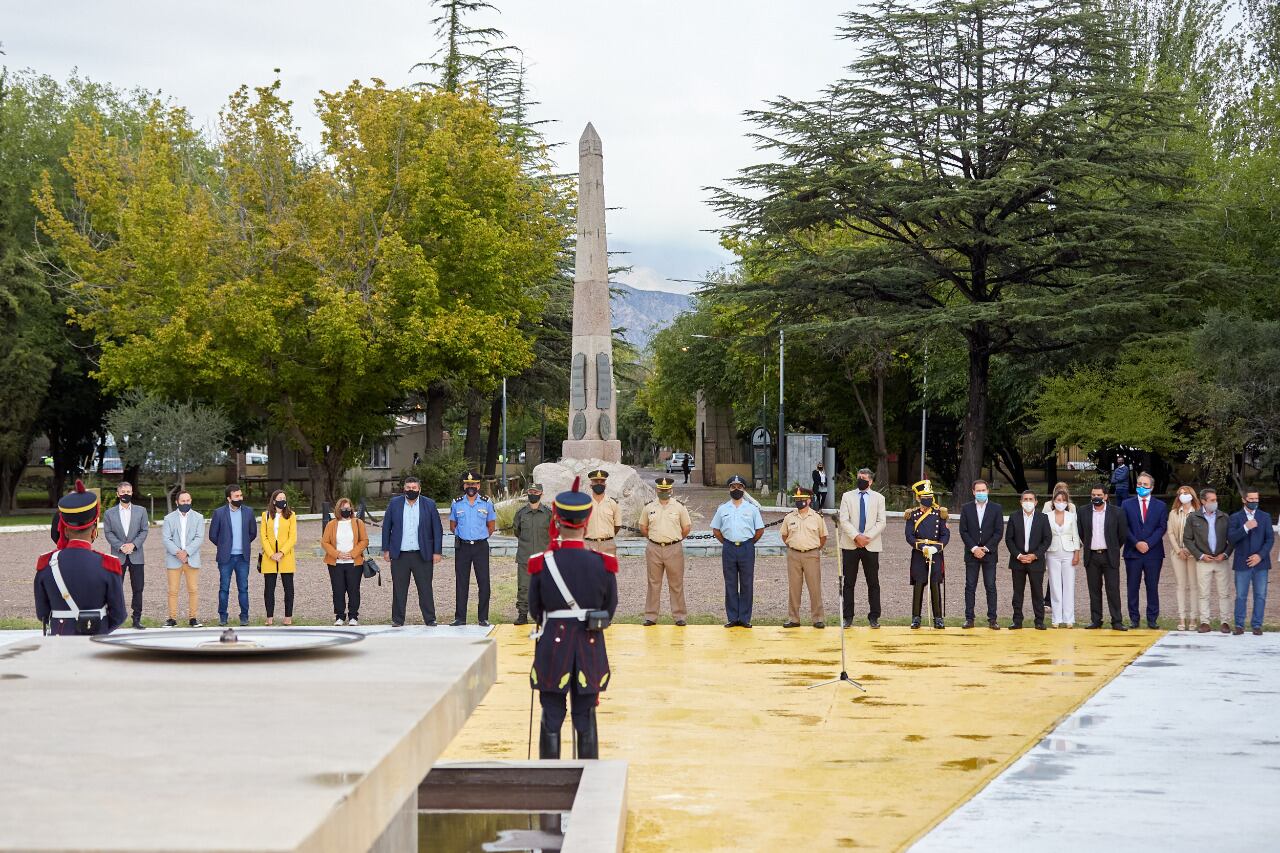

{"left": 639, "top": 476, "right": 692, "bottom": 626}
{"left": 905, "top": 479, "right": 950, "bottom": 629}
{"left": 450, "top": 471, "right": 496, "bottom": 626}
{"left": 583, "top": 469, "right": 622, "bottom": 556}
{"left": 528, "top": 478, "right": 619, "bottom": 760}
{"left": 35, "top": 481, "right": 127, "bottom": 635}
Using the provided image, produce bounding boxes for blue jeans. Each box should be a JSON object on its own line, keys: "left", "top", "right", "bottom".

{"left": 218, "top": 555, "right": 251, "bottom": 623}
{"left": 1234, "top": 567, "right": 1269, "bottom": 630}
{"left": 721, "top": 540, "right": 756, "bottom": 624}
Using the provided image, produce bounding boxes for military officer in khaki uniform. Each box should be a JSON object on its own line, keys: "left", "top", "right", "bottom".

{"left": 781, "top": 487, "right": 829, "bottom": 628}
{"left": 640, "top": 476, "right": 692, "bottom": 626}
{"left": 584, "top": 469, "right": 622, "bottom": 556}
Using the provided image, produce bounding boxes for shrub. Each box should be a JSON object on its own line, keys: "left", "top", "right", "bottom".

{"left": 406, "top": 445, "right": 470, "bottom": 504}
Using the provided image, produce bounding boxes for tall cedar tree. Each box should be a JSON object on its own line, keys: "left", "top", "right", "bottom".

{"left": 713, "top": 0, "right": 1200, "bottom": 497}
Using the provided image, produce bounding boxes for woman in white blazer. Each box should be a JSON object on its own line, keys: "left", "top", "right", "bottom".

{"left": 1043, "top": 486, "right": 1082, "bottom": 627}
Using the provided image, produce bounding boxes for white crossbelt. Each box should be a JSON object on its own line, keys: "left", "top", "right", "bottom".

{"left": 542, "top": 552, "right": 589, "bottom": 621}
{"left": 48, "top": 551, "right": 107, "bottom": 620}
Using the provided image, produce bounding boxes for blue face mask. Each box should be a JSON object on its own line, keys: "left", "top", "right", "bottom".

{"left": 1136, "top": 486, "right": 1152, "bottom": 498}
{"left": 1246, "top": 501, "right": 1259, "bottom": 511}
{"left": 974, "top": 492, "right": 989, "bottom": 503}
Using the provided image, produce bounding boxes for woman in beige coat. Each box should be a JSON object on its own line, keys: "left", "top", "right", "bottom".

{"left": 1165, "top": 485, "right": 1200, "bottom": 630}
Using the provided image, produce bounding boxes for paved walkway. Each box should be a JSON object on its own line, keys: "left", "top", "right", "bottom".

{"left": 915, "top": 632, "right": 1280, "bottom": 851}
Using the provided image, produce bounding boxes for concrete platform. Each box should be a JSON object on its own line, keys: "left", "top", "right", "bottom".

{"left": 445, "top": 624, "right": 1157, "bottom": 851}
{"left": 0, "top": 632, "right": 496, "bottom": 852}
{"left": 915, "top": 631, "right": 1280, "bottom": 851}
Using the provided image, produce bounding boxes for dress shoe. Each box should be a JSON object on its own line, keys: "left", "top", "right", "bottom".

{"left": 740, "top": 622, "right": 752, "bottom": 628}
{"left": 1034, "top": 623, "right": 1047, "bottom": 630}
{"left": 450, "top": 619, "right": 466, "bottom": 627}
{"left": 1233, "top": 626, "right": 1244, "bottom": 635}
{"left": 239, "top": 618, "right": 249, "bottom": 627}
{"left": 1253, "top": 628, "right": 1263, "bottom": 636}
{"left": 1129, "top": 622, "right": 1140, "bottom": 630}
{"left": 425, "top": 620, "right": 437, "bottom": 627}
{"left": 643, "top": 620, "right": 656, "bottom": 626}
{"left": 783, "top": 621, "right": 800, "bottom": 628}
{"left": 1147, "top": 621, "right": 1159, "bottom": 630}
{"left": 391, "top": 621, "right": 404, "bottom": 628}
{"left": 1197, "top": 623, "right": 1211, "bottom": 633}
{"left": 724, "top": 622, "right": 736, "bottom": 628}
{"left": 842, "top": 617, "right": 853, "bottom": 629}
{"left": 1009, "top": 623, "right": 1022, "bottom": 630}
{"left": 988, "top": 620, "right": 1000, "bottom": 630}
{"left": 933, "top": 619, "right": 945, "bottom": 629}
{"left": 813, "top": 622, "right": 825, "bottom": 629}
{"left": 219, "top": 620, "right": 229, "bottom": 627}
{"left": 1085, "top": 623, "right": 1102, "bottom": 629}
{"left": 910, "top": 618, "right": 921, "bottom": 629}
{"left": 963, "top": 619, "right": 974, "bottom": 629}
{"left": 675, "top": 620, "right": 687, "bottom": 627}
{"left": 1113, "top": 623, "right": 1128, "bottom": 631}
{"left": 1220, "top": 622, "right": 1231, "bottom": 634}
{"left": 131, "top": 619, "right": 145, "bottom": 630}
{"left": 477, "top": 620, "right": 491, "bottom": 628}
{"left": 869, "top": 620, "right": 880, "bottom": 629}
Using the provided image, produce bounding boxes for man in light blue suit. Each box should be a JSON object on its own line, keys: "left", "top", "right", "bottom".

{"left": 1227, "top": 489, "right": 1273, "bottom": 635}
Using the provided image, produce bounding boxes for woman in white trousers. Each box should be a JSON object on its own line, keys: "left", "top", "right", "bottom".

{"left": 1044, "top": 487, "right": 1082, "bottom": 627}
{"left": 1165, "top": 485, "right": 1200, "bottom": 631}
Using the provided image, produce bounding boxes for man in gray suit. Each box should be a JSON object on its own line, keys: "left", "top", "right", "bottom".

{"left": 104, "top": 482, "right": 149, "bottom": 629}
{"left": 161, "top": 491, "right": 205, "bottom": 628}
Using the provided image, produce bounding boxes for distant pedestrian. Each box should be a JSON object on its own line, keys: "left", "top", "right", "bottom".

{"left": 1122, "top": 473, "right": 1167, "bottom": 628}
{"left": 711, "top": 475, "right": 765, "bottom": 628}
{"left": 811, "top": 463, "right": 829, "bottom": 511}
{"left": 1111, "top": 456, "right": 1132, "bottom": 505}
{"left": 450, "top": 471, "right": 496, "bottom": 626}
{"left": 260, "top": 490, "right": 297, "bottom": 626}
{"left": 584, "top": 469, "right": 621, "bottom": 556}
{"left": 322, "top": 497, "right": 369, "bottom": 626}
{"left": 1165, "top": 485, "right": 1201, "bottom": 631}
{"left": 209, "top": 484, "right": 257, "bottom": 627}
{"left": 837, "top": 468, "right": 887, "bottom": 628}
{"left": 782, "top": 487, "right": 829, "bottom": 629}
{"left": 511, "top": 483, "right": 552, "bottom": 625}
{"left": 681, "top": 453, "right": 691, "bottom": 485}
{"left": 640, "top": 477, "right": 692, "bottom": 626}
{"left": 1227, "top": 490, "right": 1273, "bottom": 636}
{"left": 103, "top": 482, "right": 149, "bottom": 629}
{"left": 1183, "top": 488, "right": 1233, "bottom": 633}
{"left": 161, "top": 492, "right": 204, "bottom": 627}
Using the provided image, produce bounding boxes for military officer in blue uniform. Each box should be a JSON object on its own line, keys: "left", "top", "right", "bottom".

{"left": 450, "top": 471, "right": 496, "bottom": 626}
{"left": 904, "top": 478, "right": 949, "bottom": 629}
{"left": 35, "top": 483, "right": 127, "bottom": 635}
{"left": 528, "top": 479, "right": 619, "bottom": 760}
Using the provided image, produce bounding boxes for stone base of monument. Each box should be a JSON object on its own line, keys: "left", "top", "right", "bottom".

{"left": 533, "top": 457, "right": 656, "bottom": 528}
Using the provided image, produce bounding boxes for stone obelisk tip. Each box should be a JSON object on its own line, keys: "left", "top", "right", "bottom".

{"left": 581, "top": 122, "right": 600, "bottom": 143}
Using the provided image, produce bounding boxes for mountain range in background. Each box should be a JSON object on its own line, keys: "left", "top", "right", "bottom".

{"left": 611, "top": 282, "right": 692, "bottom": 349}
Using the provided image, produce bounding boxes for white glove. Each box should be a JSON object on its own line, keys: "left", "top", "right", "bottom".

{"left": 922, "top": 545, "right": 936, "bottom": 558}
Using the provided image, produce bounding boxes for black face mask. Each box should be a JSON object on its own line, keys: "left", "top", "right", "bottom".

{"left": 405, "top": 490, "right": 419, "bottom": 501}
{"left": 340, "top": 507, "right": 353, "bottom": 518}
{"left": 1246, "top": 501, "right": 1259, "bottom": 511}
{"left": 795, "top": 501, "right": 808, "bottom": 510}
{"left": 230, "top": 499, "right": 243, "bottom": 508}
{"left": 1091, "top": 497, "right": 1106, "bottom": 506}
{"left": 465, "top": 487, "right": 479, "bottom": 497}
{"left": 178, "top": 504, "right": 192, "bottom": 514}
{"left": 729, "top": 489, "right": 745, "bottom": 500}
{"left": 118, "top": 494, "right": 132, "bottom": 503}
{"left": 920, "top": 496, "right": 934, "bottom": 507}
{"left": 274, "top": 499, "right": 287, "bottom": 509}
{"left": 591, "top": 484, "right": 606, "bottom": 495}
{"left": 857, "top": 479, "right": 870, "bottom": 491}
{"left": 528, "top": 494, "right": 541, "bottom": 504}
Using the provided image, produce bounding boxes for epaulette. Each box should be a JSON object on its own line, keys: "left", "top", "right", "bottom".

{"left": 527, "top": 553, "right": 545, "bottom": 575}
{"left": 35, "top": 551, "right": 53, "bottom": 572}
{"left": 101, "top": 554, "right": 122, "bottom": 575}
{"left": 600, "top": 553, "right": 619, "bottom": 574}
{"left": 939, "top": 507, "right": 950, "bottom": 520}
{"left": 453, "top": 496, "right": 464, "bottom": 502}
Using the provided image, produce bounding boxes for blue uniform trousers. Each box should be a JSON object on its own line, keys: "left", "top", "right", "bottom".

{"left": 721, "top": 540, "right": 756, "bottom": 624}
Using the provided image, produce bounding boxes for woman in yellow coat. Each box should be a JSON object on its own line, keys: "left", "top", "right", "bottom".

{"left": 261, "top": 489, "right": 298, "bottom": 625}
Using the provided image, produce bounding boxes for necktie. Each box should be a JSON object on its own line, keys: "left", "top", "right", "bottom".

{"left": 858, "top": 492, "right": 866, "bottom": 534}
{"left": 1141, "top": 498, "right": 1147, "bottom": 523}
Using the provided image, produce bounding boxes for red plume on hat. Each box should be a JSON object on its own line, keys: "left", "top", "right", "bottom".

{"left": 74, "top": 479, "right": 86, "bottom": 493}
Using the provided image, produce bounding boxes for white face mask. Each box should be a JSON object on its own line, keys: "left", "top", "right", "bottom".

{"left": 1054, "top": 501, "right": 1068, "bottom": 511}
{"left": 1179, "top": 493, "right": 1193, "bottom": 505}
{"left": 1022, "top": 501, "right": 1036, "bottom": 513}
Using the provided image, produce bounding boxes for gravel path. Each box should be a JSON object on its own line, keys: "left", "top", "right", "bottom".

{"left": 5, "top": 486, "right": 1276, "bottom": 628}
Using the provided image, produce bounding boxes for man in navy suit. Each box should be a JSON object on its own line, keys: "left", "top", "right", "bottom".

{"left": 208, "top": 484, "right": 257, "bottom": 627}
{"left": 1121, "top": 472, "right": 1167, "bottom": 629}
{"left": 958, "top": 479, "right": 1004, "bottom": 629}
{"left": 381, "top": 476, "right": 444, "bottom": 627}
{"left": 1227, "top": 489, "right": 1273, "bottom": 635}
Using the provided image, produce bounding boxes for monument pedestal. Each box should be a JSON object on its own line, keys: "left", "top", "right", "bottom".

{"left": 561, "top": 439, "right": 622, "bottom": 464}
{"left": 534, "top": 456, "right": 654, "bottom": 528}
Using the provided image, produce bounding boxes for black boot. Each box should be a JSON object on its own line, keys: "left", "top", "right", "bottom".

{"left": 911, "top": 584, "right": 924, "bottom": 629}
{"left": 539, "top": 724, "right": 561, "bottom": 760}
{"left": 931, "top": 582, "right": 944, "bottom": 629}
{"left": 515, "top": 611, "right": 529, "bottom": 626}
{"left": 576, "top": 710, "right": 599, "bottom": 760}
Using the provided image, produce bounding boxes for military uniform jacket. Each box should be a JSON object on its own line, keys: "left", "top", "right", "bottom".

{"left": 904, "top": 506, "right": 950, "bottom": 585}
{"left": 512, "top": 504, "right": 553, "bottom": 564}
{"left": 528, "top": 541, "right": 619, "bottom": 695}
{"left": 34, "top": 540, "right": 127, "bottom": 635}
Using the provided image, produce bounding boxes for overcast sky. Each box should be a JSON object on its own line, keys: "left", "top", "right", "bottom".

{"left": 4, "top": 0, "right": 857, "bottom": 293}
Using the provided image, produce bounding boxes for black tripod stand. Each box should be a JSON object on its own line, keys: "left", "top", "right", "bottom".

{"left": 808, "top": 565, "right": 865, "bottom": 692}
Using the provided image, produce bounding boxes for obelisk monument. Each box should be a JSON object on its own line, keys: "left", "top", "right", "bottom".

{"left": 561, "top": 122, "right": 622, "bottom": 463}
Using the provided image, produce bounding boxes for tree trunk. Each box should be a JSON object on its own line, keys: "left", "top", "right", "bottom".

{"left": 994, "top": 441, "right": 1028, "bottom": 494}
{"left": 0, "top": 462, "right": 21, "bottom": 514}
{"left": 424, "top": 383, "right": 448, "bottom": 452}
{"left": 484, "top": 393, "right": 502, "bottom": 477}
{"left": 1043, "top": 440, "right": 1058, "bottom": 490}
{"left": 463, "top": 395, "right": 484, "bottom": 465}
{"left": 320, "top": 446, "right": 347, "bottom": 509}
{"left": 955, "top": 330, "right": 991, "bottom": 498}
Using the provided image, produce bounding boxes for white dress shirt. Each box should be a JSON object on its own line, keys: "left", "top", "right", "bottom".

{"left": 1023, "top": 512, "right": 1035, "bottom": 553}
{"left": 975, "top": 502, "right": 987, "bottom": 527}
{"left": 118, "top": 503, "right": 132, "bottom": 534}
{"left": 1091, "top": 506, "right": 1107, "bottom": 550}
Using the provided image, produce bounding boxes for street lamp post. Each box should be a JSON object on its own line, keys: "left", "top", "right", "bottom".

{"left": 500, "top": 377, "right": 508, "bottom": 495}
{"left": 778, "top": 327, "right": 785, "bottom": 495}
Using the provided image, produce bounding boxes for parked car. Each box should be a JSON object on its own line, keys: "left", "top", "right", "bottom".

{"left": 1065, "top": 460, "right": 1097, "bottom": 471}
{"left": 665, "top": 452, "right": 695, "bottom": 474}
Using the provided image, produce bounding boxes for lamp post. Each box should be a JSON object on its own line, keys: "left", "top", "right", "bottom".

{"left": 500, "top": 377, "right": 508, "bottom": 495}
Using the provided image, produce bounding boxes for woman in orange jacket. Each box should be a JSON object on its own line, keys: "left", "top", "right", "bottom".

{"left": 321, "top": 497, "right": 369, "bottom": 625}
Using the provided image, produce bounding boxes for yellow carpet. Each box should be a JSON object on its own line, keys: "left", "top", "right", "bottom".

{"left": 444, "top": 625, "right": 1157, "bottom": 851}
